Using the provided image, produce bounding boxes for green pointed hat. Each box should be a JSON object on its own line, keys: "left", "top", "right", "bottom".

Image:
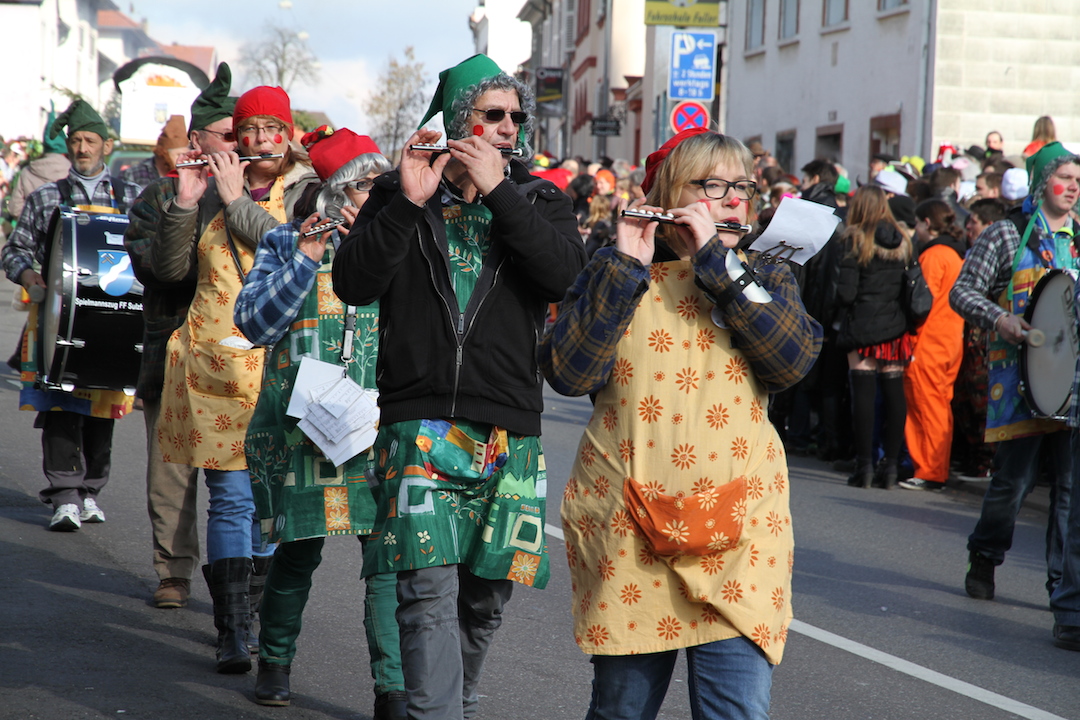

{"left": 50, "top": 99, "right": 108, "bottom": 141}
{"left": 189, "top": 62, "right": 237, "bottom": 132}
{"left": 1026, "top": 141, "right": 1073, "bottom": 199}
{"left": 43, "top": 109, "right": 67, "bottom": 154}
{"left": 419, "top": 53, "right": 504, "bottom": 129}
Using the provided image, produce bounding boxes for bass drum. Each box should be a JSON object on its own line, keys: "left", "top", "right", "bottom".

{"left": 1019, "top": 269, "right": 1078, "bottom": 420}
{"left": 37, "top": 207, "right": 144, "bottom": 391}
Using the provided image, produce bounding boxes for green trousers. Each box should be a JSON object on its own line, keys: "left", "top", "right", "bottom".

{"left": 258, "top": 536, "right": 404, "bottom": 694}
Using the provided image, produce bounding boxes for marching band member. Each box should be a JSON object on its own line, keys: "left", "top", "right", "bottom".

{"left": 540, "top": 128, "right": 821, "bottom": 720}
{"left": 949, "top": 142, "right": 1079, "bottom": 610}
{"left": 1, "top": 99, "right": 141, "bottom": 532}
{"left": 147, "top": 83, "right": 319, "bottom": 674}
{"left": 234, "top": 127, "right": 407, "bottom": 717}
{"left": 124, "top": 63, "right": 235, "bottom": 610}
{"left": 332, "top": 54, "right": 586, "bottom": 720}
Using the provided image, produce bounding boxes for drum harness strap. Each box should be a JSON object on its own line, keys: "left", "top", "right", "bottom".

{"left": 1005, "top": 208, "right": 1080, "bottom": 308}
{"left": 56, "top": 176, "right": 132, "bottom": 216}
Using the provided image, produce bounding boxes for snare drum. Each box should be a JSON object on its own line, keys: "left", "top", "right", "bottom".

{"left": 1018, "top": 269, "right": 1078, "bottom": 419}
{"left": 37, "top": 207, "right": 144, "bottom": 391}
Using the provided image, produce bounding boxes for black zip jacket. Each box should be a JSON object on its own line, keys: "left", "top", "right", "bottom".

{"left": 332, "top": 162, "right": 586, "bottom": 436}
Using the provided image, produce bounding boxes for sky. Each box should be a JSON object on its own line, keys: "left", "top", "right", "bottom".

{"left": 126, "top": 0, "right": 524, "bottom": 134}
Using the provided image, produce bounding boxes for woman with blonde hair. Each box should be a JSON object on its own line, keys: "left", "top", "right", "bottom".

{"left": 836, "top": 185, "right": 914, "bottom": 488}
{"left": 1024, "top": 116, "right": 1056, "bottom": 159}
{"left": 541, "top": 128, "right": 821, "bottom": 719}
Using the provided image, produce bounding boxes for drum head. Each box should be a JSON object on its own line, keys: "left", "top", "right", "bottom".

{"left": 1021, "top": 270, "right": 1079, "bottom": 418}
{"left": 39, "top": 208, "right": 74, "bottom": 384}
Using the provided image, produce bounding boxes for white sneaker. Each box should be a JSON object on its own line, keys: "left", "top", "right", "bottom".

{"left": 80, "top": 497, "right": 105, "bottom": 523}
{"left": 49, "top": 503, "right": 82, "bottom": 531}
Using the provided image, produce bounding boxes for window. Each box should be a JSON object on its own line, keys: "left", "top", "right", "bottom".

{"left": 879, "top": 0, "right": 907, "bottom": 9}
{"left": 747, "top": 0, "right": 765, "bottom": 50}
{"left": 816, "top": 124, "right": 843, "bottom": 163}
{"left": 780, "top": 0, "right": 799, "bottom": 40}
{"left": 823, "top": 0, "right": 847, "bottom": 26}
{"left": 870, "top": 114, "right": 901, "bottom": 163}
{"left": 577, "top": 0, "right": 591, "bottom": 41}
{"left": 776, "top": 131, "right": 796, "bottom": 175}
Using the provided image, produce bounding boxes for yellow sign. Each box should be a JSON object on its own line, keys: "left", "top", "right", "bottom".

{"left": 644, "top": 0, "right": 720, "bottom": 27}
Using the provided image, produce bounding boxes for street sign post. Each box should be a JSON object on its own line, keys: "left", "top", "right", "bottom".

{"left": 669, "top": 31, "right": 716, "bottom": 102}
{"left": 670, "top": 101, "right": 710, "bottom": 134}
{"left": 591, "top": 118, "right": 621, "bottom": 137}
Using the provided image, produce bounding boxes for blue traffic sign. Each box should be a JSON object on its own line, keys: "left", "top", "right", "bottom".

{"left": 669, "top": 31, "right": 716, "bottom": 101}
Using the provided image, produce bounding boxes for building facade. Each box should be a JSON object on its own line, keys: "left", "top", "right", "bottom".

{"left": 724, "top": 0, "right": 1080, "bottom": 178}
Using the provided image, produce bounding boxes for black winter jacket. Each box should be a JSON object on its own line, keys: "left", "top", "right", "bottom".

{"left": 836, "top": 222, "right": 911, "bottom": 350}
{"left": 332, "top": 162, "right": 587, "bottom": 436}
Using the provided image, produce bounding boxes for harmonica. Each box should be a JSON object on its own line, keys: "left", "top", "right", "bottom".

{"left": 302, "top": 219, "right": 345, "bottom": 237}
{"left": 621, "top": 208, "right": 753, "bottom": 234}
{"left": 175, "top": 153, "right": 285, "bottom": 168}
{"left": 409, "top": 144, "right": 524, "bottom": 157}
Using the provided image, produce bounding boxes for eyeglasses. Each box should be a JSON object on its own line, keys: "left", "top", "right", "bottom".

{"left": 238, "top": 123, "right": 286, "bottom": 139}
{"left": 688, "top": 178, "right": 758, "bottom": 201}
{"left": 349, "top": 179, "right": 375, "bottom": 193}
{"left": 200, "top": 128, "right": 236, "bottom": 143}
{"left": 472, "top": 108, "right": 528, "bottom": 125}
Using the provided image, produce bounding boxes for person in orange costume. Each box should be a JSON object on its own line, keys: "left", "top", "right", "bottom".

{"left": 899, "top": 199, "right": 967, "bottom": 491}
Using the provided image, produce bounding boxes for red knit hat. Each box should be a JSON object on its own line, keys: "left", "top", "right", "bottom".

{"left": 301, "top": 126, "right": 382, "bottom": 181}
{"left": 641, "top": 127, "right": 712, "bottom": 195}
{"left": 233, "top": 86, "right": 293, "bottom": 128}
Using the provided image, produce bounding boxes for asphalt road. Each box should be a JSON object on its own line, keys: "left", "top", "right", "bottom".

{"left": 0, "top": 294, "right": 1077, "bottom": 720}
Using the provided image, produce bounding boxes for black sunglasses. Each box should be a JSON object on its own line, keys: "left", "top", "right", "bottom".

{"left": 473, "top": 108, "right": 528, "bottom": 125}
{"left": 349, "top": 179, "right": 375, "bottom": 193}
{"left": 201, "top": 128, "right": 236, "bottom": 143}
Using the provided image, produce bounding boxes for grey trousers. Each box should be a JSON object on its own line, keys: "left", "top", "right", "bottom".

{"left": 143, "top": 397, "right": 201, "bottom": 581}
{"left": 396, "top": 564, "right": 513, "bottom": 720}
{"left": 36, "top": 410, "right": 113, "bottom": 508}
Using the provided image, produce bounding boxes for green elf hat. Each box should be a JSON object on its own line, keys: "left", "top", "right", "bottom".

{"left": 190, "top": 62, "right": 236, "bottom": 132}
{"left": 43, "top": 109, "right": 67, "bottom": 155}
{"left": 1025, "top": 141, "right": 1072, "bottom": 199}
{"left": 50, "top": 99, "right": 109, "bottom": 141}
{"left": 419, "top": 53, "right": 503, "bottom": 130}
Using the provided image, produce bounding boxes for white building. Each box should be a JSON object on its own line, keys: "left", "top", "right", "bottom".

{"left": 724, "top": 0, "right": 1080, "bottom": 178}
{"left": 3, "top": 0, "right": 111, "bottom": 142}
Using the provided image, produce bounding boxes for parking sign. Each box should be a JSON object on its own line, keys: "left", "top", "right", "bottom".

{"left": 669, "top": 31, "right": 716, "bottom": 102}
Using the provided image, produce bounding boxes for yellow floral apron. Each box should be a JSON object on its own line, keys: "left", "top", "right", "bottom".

{"left": 158, "top": 179, "right": 286, "bottom": 469}
{"left": 562, "top": 260, "right": 793, "bottom": 664}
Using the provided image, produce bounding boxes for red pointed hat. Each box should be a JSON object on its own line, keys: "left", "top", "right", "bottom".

{"left": 641, "top": 127, "right": 712, "bottom": 195}
{"left": 301, "top": 125, "right": 382, "bottom": 181}
{"left": 234, "top": 86, "right": 293, "bottom": 128}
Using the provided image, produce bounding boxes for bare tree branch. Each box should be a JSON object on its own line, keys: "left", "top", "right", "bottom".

{"left": 361, "top": 47, "right": 428, "bottom": 161}
{"left": 239, "top": 24, "right": 320, "bottom": 94}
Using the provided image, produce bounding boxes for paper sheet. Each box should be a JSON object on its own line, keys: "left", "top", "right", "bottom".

{"left": 749, "top": 197, "right": 839, "bottom": 266}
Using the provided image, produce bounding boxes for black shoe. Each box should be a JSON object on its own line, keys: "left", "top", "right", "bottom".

{"left": 203, "top": 559, "right": 252, "bottom": 674}
{"left": 1053, "top": 623, "right": 1080, "bottom": 651}
{"left": 965, "top": 552, "right": 995, "bottom": 600}
{"left": 874, "top": 461, "right": 898, "bottom": 490}
{"left": 254, "top": 660, "right": 291, "bottom": 706}
{"left": 374, "top": 690, "right": 408, "bottom": 720}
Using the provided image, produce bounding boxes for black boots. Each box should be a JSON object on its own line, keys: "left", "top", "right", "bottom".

{"left": 374, "top": 691, "right": 408, "bottom": 720}
{"left": 247, "top": 555, "right": 273, "bottom": 655}
{"left": 847, "top": 456, "right": 874, "bottom": 488}
{"left": 254, "top": 659, "right": 291, "bottom": 706}
{"left": 203, "top": 558, "right": 252, "bottom": 674}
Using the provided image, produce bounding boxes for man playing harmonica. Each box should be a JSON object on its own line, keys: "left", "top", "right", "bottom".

{"left": 332, "top": 54, "right": 586, "bottom": 720}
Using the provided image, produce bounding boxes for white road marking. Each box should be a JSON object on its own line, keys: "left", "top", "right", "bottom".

{"left": 543, "top": 524, "right": 1066, "bottom": 720}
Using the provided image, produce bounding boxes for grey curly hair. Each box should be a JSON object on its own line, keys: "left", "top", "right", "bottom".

{"left": 445, "top": 74, "right": 535, "bottom": 158}
{"left": 315, "top": 152, "right": 392, "bottom": 220}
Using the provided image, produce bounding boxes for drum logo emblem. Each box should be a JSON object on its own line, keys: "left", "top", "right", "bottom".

{"left": 98, "top": 250, "right": 135, "bottom": 297}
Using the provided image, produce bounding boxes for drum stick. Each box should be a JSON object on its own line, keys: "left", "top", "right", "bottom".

{"left": 302, "top": 219, "right": 345, "bottom": 238}
{"left": 175, "top": 153, "right": 285, "bottom": 168}
{"left": 409, "top": 144, "right": 524, "bottom": 157}
{"left": 1023, "top": 328, "right": 1046, "bottom": 347}
{"left": 621, "top": 208, "right": 753, "bottom": 234}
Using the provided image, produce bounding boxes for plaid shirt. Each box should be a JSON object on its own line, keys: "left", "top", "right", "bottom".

{"left": 121, "top": 157, "right": 160, "bottom": 190}
{"left": 539, "top": 243, "right": 822, "bottom": 396}
{"left": 234, "top": 220, "right": 321, "bottom": 346}
{"left": 950, "top": 211, "right": 1078, "bottom": 330}
{"left": 2, "top": 169, "right": 142, "bottom": 283}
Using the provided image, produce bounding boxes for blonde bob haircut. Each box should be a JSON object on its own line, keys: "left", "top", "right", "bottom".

{"left": 644, "top": 132, "right": 757, "bottom": 245}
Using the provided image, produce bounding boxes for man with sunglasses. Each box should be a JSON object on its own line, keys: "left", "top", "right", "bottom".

{"left": 333, "top": 54, "right": 586, "bottom": 720}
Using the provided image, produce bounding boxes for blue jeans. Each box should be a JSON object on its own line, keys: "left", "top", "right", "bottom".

{"left": 204, "top": 468, "right": 262, "bottom": 564}
{"left": 967, "top": 431, "right": 1072, "bottom": 596}
{"left": 585, "top": 636, "right": 773, "bottom": 720}
{"left": 1051, "top": 429, "right": 1080, "bottom": 625}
